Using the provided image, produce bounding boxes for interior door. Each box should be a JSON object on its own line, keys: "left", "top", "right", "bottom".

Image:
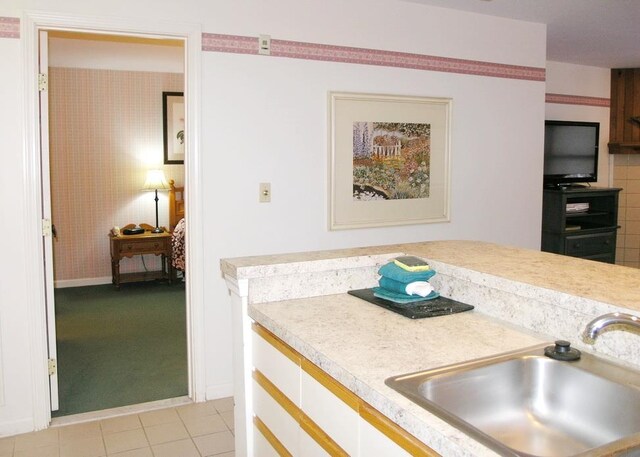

{"left": 39, "top": 29, "right": 59, "bottom": 412}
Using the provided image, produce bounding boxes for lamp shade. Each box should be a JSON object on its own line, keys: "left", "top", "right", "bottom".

{"left": 142, "top": 170, "right": 170, "bottom": 191}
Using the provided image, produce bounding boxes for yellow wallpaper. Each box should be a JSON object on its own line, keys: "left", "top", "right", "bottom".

{"left": 49, "top": 67, "right": 184, "bottom": 283}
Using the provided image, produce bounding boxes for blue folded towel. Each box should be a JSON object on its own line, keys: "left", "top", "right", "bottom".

{"left": 373, "top": 287, "right": 439, "bottom": 304}
{"left": 378, "top": 277, "right": 434, "bottom": 297}
{"left": 378, "top": 262, "right": 436, "bottom": 283}
{"left": 378, "top": 277, "right": 415, "bottom": 295}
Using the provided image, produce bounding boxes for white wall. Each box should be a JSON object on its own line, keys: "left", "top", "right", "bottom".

{"left": 546, "top": 61, "right": 610, "bottom": 98}
{"left": 545, "top": 61, "right": 612, "bottom": 186}
{"left": 0, "top": 35, "right": 37, "bottom": 435}
{"left": 0, "top": 0, "right": 546, "bottom": 434}
{"left": 48, "top": 36, "right": 184, "bottom": 72}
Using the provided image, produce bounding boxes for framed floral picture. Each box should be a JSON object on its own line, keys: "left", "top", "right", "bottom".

{"left": 163, "top": 91, "right": 185, "bottom": 164}
{"left": 328, "top": 92, "right": 452, "bottom": 230}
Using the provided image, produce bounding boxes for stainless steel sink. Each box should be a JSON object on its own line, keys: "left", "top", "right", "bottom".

{"left": 386, "top": 344, "right": 640, "bottom": 457}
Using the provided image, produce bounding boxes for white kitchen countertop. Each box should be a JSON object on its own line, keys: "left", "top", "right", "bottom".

{"left": 249, "top": 293, "right": 547, "bottom": 456}
{"left": 222, "top": 240, "right": 640, "bottom": 456}
{"left": 222, "top": 240, "right": 640, "bottom": 313}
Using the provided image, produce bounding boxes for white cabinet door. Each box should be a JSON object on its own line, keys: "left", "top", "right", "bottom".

{"left": 299, "top": 429, "right": 331, "bottom": 457}
{"left": 252, "top": 326, "right": 302, "bottom": 456}
{"left": 300, "top": 370, "right": 358, "bottom": 456}
{"left": 359, "top": 417, "right": 412, "bottom": 457}
{"left": 253, "top": 379, "right": 300, "bottom": 456}
{"left": 252, "top": 327, "right": 300, "bottom": 405}
{"left": 254, "top": 423, "right": 282, "bottom": 457}
{"left": 251, "top": 325, "right": 438, "bottom": 457}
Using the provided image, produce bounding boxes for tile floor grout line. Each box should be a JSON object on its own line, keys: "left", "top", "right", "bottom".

{"left": 174, "top": 406, "right": 203, "bottom": 457}
{"left": 5, "top": 398, "right": 235, "bottom": 457}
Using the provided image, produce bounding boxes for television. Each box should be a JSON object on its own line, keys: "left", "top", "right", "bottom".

{"left": 543, "top": 120, "right": 600, "bottom": 188}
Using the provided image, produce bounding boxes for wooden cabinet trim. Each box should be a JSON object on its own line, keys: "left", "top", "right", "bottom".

{"left": 299, "top": 414, "right": 349, "bottom": 457}
{"left": 254, "top": 368, "right": 349, "bottom": 456}
{"left": 360, "top": 402, "right": 440, "bottom": 457}
{"left": 253, "top": 323, "right": 440, "bottom": 456}
{"left": 301, "top": 358, "right": 359, "bottom": 412}
{"left": 253, "top": 369, "right": 301, "bottom": 422}
{"left": 252, "top": 323, "right": 301, "bottom": 365}
{"left": 254, "top": 415, "right": 293, "bottom": 457}
{"left": 253, "top": 323, "right": 359, "bottom": 411}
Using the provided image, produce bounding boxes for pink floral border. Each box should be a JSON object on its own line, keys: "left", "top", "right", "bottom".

{"left": 0, "top": 25, "right": 549, "bottom": 81}
{"left": 202, "top": 33, "right": 546, "bottom": 82}
{"left": 0, "top": 17, "right": 19, "bottom": 39}
{"left": 201, "top": 33, "right": 256, "bottom": 55}
{"left": 545, "top": 93, "right": 610, "bottom": 107}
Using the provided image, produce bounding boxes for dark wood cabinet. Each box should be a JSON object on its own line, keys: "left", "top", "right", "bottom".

{"left": 541, "top": 187, "right": 621, "bottom": 263}
{"left": 609, "top": 68, "right": 640, "bottom": 154}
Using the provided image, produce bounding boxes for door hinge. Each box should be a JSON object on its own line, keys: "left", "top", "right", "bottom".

{"left": 48, "top": 358, "right": 57, "bottom": 376}
{"left": 42, "top": 219, "right": 52, "bottom": 237}
{"left": 38, "top": 73, "right": 48, "bottom": 91}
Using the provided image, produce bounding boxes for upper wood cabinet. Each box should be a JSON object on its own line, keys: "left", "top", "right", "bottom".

{"left": 609, "top": 68, "right": 640, "bottom": 154}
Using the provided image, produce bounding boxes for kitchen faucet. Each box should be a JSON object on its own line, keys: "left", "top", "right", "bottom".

{"left": 582, "top": 312, "right": 640, "bottom": 344}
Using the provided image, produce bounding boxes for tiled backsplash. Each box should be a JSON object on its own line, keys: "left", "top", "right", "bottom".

{"left": 613, "top": 154, "right": 640, "bottom": 268}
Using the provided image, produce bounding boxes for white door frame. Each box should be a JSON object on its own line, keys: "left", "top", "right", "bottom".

{"left": 21, "top": 10, "right": 205, "bottom": 429}
{"left": 37, "top": 29, "right": 60, "bottom": 412}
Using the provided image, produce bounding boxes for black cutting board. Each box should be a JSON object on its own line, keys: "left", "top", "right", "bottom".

{"left": 348, "top": 288, "right": 474, "bottom": 319}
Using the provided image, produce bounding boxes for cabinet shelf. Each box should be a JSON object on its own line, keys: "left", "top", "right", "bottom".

{"left": 542, "top": 187, "right": 621, "bottom": 264}
{"left": 562, "top": 225, "right": 618, "bottom": 234}
{"left": 565, "top": 210, "right": 609, "bottom": 218}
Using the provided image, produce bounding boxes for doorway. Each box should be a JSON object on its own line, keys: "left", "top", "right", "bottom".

{"left": 23, "top": 11, "right": 205, "bottom": 428}
{"left": 45, "top": 31, "right": 187, "bottom": 417}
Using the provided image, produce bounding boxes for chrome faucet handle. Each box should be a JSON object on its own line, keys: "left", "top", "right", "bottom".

{"left": 582, "top": 312, "right": 640, "bottom": 344}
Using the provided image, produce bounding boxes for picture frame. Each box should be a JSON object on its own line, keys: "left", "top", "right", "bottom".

{"left": 328, "top": 92, "right": 452, "bottom": 230}
{"left": 163, "top": 91, "right": 185, "bottom": 164}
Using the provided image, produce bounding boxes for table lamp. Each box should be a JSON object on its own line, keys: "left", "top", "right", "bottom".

{"left": 143, "top": 169, "right": 170, "bottom": 233}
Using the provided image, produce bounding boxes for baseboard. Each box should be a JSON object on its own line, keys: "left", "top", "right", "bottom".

{"left": 206, "top": 382, "right": 234, "bottom": 401}
{"left": 0, "top": 417, "right": 37, "bottom": 438}
{"left": 55, "top": 276, "right": 112, "bottom": 288}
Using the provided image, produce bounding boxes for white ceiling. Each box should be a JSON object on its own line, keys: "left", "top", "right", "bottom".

{"left": 400, "top": 0, "right": 640, "bottom": 69}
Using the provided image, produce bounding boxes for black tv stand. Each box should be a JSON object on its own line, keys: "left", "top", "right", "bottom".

{"left": 541, "top": 187, "right": 621, "bottom": 263}
{"left": 545, "top": 183, "right": 588, "bottom": 190}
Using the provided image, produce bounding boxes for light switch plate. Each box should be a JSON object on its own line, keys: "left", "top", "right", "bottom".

{"left": 258, "top": 35, "right": 271, "bottom": 55}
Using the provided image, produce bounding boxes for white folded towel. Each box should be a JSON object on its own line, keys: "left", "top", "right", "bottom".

{"left": 405, "top": 281, "right": 435, "bottom": 297}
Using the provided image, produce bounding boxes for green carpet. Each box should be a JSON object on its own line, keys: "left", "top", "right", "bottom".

{"left": 52, "top": 281, "right": 188, "bottom": 417}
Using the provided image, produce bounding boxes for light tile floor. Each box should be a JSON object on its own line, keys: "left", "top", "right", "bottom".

{"left": 0, "top": 398, "right": 235, "bottom": 457}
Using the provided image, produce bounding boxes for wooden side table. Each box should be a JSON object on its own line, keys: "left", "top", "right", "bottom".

{"left": 110, "top": 230, "right": 173, "bottom": 288}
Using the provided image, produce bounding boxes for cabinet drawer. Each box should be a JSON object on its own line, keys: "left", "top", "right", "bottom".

{"left": 253, "top": 422, "right": 281, "bottom": 457}
{"left": 253, "top": 379, "right": 299, "bottom": 456}
{"left": 565, "top": 232, "right": 615, "bottom": 256}
{"left": 118, "top": 239, "right": 168, "bottom": 254}
{"left": 301, "top": 369, "right": 358, "bottom": 456}
{"left": 252, "top": 325, "right": 301, "bottom": 405}
{"left": 300, "top": 428, "right": 332, "bottom": 456}
{"left": 360, "top": 417, "right": 412, "bottom": 457}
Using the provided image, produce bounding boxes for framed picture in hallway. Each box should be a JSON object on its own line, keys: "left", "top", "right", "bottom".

{"left": 163, "top": 91, "right": 185, "bottom": 164}
{"left": 328, "top": 92, "right": 452, "bottom": 230}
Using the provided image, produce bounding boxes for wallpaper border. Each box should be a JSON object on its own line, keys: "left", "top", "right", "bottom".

{"left": 545, "top": 93, "right": 610, "bottom": 107}
{"left": 0, "top": 18, "right": 546, "bottom": 82}
{"left": 0, "top": 17, "right": 19, "bottom": 39}
{"left": 202, "top": 33, "right": 546, "bottom": 82}
{"left": 1, "top": 17, "right": 617, "bottom": 100}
